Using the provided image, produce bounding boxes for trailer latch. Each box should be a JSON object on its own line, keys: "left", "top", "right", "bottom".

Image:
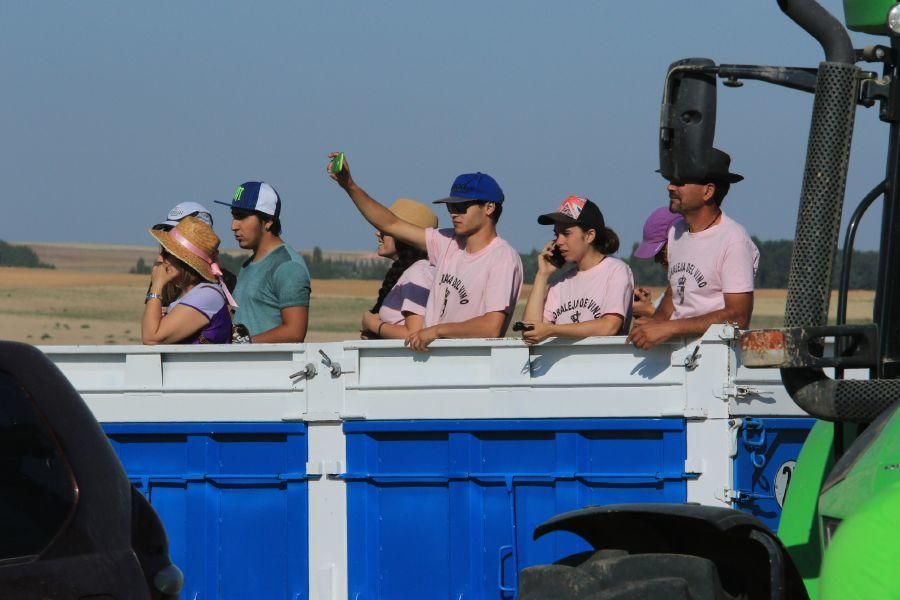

{"left": 741, "top": 417, "right": 768, "bottom": 468}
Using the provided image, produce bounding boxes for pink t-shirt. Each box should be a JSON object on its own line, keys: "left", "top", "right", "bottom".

{"left": 423, "top": 228, "right": 524, "bottom": 332}
{"left": 377, "top": 259, "right": 435, "bottom": 325}
{"left": 542, "top": 257, "right": 634, "bottom": 333}
{"left": 666, "top": 213, "right": 760, "bottom": 320}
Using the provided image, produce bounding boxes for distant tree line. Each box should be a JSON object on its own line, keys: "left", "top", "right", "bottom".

{"left": 622, "top": 237, "right": 880, "bottom": 289}
{"left": 127, "top": 239, "right": 882, "bottom": 289}
{"left": 0, "top": 240, "right": 54, "bottom": 269}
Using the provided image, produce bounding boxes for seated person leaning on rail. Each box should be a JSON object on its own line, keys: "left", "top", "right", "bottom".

{"left": 631, "top": 206, "right": 683, "bottom": 321}
{"left": 215, "top": 182, "right": 311, "bottom": 344}
{"left": 361, "top": 199, "right": 438, "bottom": 340}
{"left": 519, "top": 196, "right": 634, "bottom": 345}
{"left": 328, "top": 153, "right": 523, "bottom": 352}
{"left": 142, "top": 217, "right": 237, "bottom": 344}
{"left": 628, "top": 148, "right": 759, "bottom": 350}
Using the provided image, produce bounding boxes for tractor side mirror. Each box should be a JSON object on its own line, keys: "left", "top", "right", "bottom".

{"left": 659, "top": 57, "right": 717, "bottom": 181}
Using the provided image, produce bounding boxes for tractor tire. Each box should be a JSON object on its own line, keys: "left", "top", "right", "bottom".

{"left": 519, "top": 550, "right": 741, "bottom": 600}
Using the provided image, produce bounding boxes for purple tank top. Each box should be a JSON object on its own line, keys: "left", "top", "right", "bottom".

{"left": 168, "top": 283, "right": 233, "bottom": 344}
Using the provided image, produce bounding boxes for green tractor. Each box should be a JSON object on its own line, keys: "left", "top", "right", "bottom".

{"left": 519, "top": 1, "right": 900, "bottom": 598}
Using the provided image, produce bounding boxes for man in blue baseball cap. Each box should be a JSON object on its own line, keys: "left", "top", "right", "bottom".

{"left": 214, "top": 181, "right": 311, "bottom": 343}
{"left": 327, "top": 153, "right": 523, "bottom": 351}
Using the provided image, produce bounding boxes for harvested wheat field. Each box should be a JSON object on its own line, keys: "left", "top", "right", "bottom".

{"left": 0, "top": 266, "right": 876, "bottom": 345}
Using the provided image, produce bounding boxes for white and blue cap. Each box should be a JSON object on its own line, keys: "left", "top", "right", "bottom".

{"left": 214, "top": 181, "right": 281, "bottom": 218}
{"left": 156, "top": 202, "right": 213, "bottom": 229}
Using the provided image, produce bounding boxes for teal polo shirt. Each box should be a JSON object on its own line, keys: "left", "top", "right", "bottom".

{"left": 232, "top": 244, "right": 311, "bottom": 336}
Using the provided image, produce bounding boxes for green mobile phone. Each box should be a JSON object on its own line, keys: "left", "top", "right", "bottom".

{"left": 329, "top": 152, "right": 345, "bottom": 175}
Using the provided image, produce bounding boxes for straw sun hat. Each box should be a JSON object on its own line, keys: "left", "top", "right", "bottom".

{"left": 389, "top": 198, "right": 438, "bottom": 229}
{"left": 149, "top": 216, "right": 222, "bottom": 282}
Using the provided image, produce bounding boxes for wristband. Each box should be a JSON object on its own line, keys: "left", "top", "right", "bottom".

{"left": 377, "top": 321, "right": 385, "bottom": 338}
{"left": 146, "top": 292, "right": 163, "bottom": 301}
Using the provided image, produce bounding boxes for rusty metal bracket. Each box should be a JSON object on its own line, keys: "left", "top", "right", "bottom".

{"left": 739, "top": 325, "right": 879, "bottom": 369}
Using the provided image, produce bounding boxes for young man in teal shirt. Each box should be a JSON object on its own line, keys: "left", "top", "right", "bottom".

{"left": 215, "top": 181, "right": 311, "bottom": 343}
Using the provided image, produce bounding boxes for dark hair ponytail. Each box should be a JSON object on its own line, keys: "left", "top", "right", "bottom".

{"left": 371, "top": 241, "right": 429, "bottom": 313}
{"left": 591, "top": 227, "right": 620, "bottom": 255}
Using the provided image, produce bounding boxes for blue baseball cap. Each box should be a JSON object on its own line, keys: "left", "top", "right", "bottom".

{"left": 433, "top": 172, "right": 505, "bottom": 205}
{"left": 214, "top": 181, "right": 281, "bottom": 218}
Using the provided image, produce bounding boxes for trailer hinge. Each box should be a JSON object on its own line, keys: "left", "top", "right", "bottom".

{"left": 684, "top": 459, "right": 703, "bottom": 476}
{"left": 306, "top": 460, "right": 345, "bottom": 479}
{"left": 718, "top": 322, "right": 739, "bottom": 340}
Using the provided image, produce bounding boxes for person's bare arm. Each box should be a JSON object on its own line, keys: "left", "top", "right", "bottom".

{"left": 328, "top": 153, "right": 427, "bottom": 250}
{"left": 142, "top": 303, "right": 209, "bottom": 345}
{"left": 362, "top": 309, "right": 425, "bottom": 340}
{"left": 628, "top": 292, "right": 753, "bottom": 350}
{"left": 378, "top": 314, "right": 425, "bottom": 339}
{"left": 522, "top": 314, "right": 624, "bottom": 345}
{"left": 405, "top": 312, "right": 507, "bottom": 352}
{"left": 251, "top": 306, "right": 308, "bottom": 343}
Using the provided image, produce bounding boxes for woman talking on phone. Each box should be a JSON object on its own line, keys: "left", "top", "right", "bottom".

{"left": 519, "top": 196, "right": 633, "bottom": 345}
{"left": 360, "top": 199, "right": 438, "bottom": 339}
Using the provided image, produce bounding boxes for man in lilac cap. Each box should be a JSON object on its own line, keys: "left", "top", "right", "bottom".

{"left": 632, "top": 207, "right": 684, "bottom": 320}
{"left": 327, "top": 153, "right": 523, "bottom": 351}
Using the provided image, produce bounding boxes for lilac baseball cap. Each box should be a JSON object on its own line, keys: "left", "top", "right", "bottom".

{"left": 634, "top": 206, "right": 684, "bottom": 259}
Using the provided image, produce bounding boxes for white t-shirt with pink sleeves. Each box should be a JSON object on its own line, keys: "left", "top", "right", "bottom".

{"left": 423, "top": 228, "right": 524, "bottom": 332}
{"left": 666, "top": 213, "right": 760, "bottom": 321}
{"left": 377, "top": 259, "right": 435, "bottom": 326}
{"left": 542, "top": 257, "right": 634, "bottom": 334}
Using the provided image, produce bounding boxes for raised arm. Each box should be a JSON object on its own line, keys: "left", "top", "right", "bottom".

{"left": 328, "top": 153, "right": 427, "bottom": 251}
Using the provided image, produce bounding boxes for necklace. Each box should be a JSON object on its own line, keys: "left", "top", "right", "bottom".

{"left": 690, "top": 210, "right": 721, "bottom": 233}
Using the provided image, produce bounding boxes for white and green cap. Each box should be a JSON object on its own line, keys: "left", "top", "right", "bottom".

{"left": 214, "top": 182, "right": 281, "bottom": 218}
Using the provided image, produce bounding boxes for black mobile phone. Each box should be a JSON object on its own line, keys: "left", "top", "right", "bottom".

{"left": 512, "top": 321, "right": 534, "bottom": 332}
{"left": 548, "top": 244, "right": 566, "bottom": 268}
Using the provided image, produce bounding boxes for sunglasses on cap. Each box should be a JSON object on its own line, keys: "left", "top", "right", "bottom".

{"left": 446, "top": 201, "right": 485, "bottom": 215}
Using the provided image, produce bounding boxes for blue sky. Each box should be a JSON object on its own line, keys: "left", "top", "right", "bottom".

{"left": 0, "top": 1, "right": 891, "bottom": 254}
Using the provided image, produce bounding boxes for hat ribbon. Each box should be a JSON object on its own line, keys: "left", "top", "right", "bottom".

{"left": 170, "top": 230, "right": 239, "bottom": 308}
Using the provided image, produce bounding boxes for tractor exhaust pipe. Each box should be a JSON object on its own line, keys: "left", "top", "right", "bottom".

{"left": 777, "top": 0, "right": 855, "bottom": 63}
{"left": 775, "top": 0, "right": 900, "bottom": 422}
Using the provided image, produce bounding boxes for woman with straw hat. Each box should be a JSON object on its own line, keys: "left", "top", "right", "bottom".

{"left": 142, "top": 216, "right": 237, "bottom": 344}
{"left": 360, "top": 198, "right": 438, "bottom": 339}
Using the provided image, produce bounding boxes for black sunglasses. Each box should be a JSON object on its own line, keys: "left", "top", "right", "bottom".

{"left": 446, "top": 201, "right": 483, "bottom": 215}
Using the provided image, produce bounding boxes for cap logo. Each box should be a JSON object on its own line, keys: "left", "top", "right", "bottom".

{"left": 559, "top": 196, "right": 587, "bottom": 220}
{"left": 233, "top": 186, "right": 245, "bottom": 202}
{"left": 451, "top": 182, "right": 471, "bottom": 195}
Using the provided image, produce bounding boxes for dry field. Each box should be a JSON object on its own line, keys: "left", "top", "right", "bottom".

{"left": 0, "top": 267, "right": 383, "bottom": 344}
{"left": 0, "top": 266, "right": 875, "bottom": 346}
{"left": 0, "top": 243, "right": 876, "bottom": 345}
